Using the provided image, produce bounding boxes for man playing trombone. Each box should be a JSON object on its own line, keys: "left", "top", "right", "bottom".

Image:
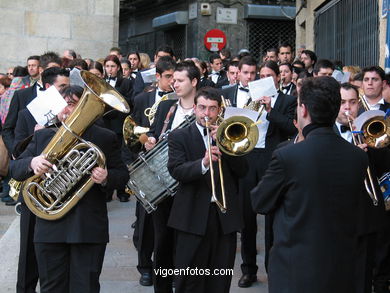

{"left": 167, "top": 87, "right": 247, "bottom": 293}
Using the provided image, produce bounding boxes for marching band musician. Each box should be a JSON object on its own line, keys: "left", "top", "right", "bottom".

{"left": 360, "top": 66, "right": 390, "bottom": 293}
{"left": 251, "top": 77, "right": 369, "bottom": 293}
{"left": 335, "top": 83, "right": 390, "bottom": 293}
{"left": 144, "top": 60, "right": 199, "bottom": 293}
{"left": 130, "top": 55, "right": 176, "bottom": 287}
{"left": 9, "top": 85, "right": 129, "bottom": 293}
{"left": 167, "top": 87, "right": 247, "bottom": 292}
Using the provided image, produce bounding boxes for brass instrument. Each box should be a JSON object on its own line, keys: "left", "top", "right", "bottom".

{"left": 9, "top": 179, "right": 22, "bottom": 201}
{"left": 144, "top": 92, "right": 177, "bottom": 125}
{"left": 123, "top": 116, "right": 150, "bottom": 153}
{"left": 357, "top": 95, "right": 390, "bottom": 148}
{"left": 204, "top": 116, "right": 227, "bottom": 213}
{"left": 346, "top": 111, "right": 379, "bottom": 206}
{"left": 22, "top": 71, "right": 130, "bottom": 220}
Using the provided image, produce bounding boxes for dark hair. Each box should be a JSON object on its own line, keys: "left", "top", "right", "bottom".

{"left": 279, "top": 62, "right": 293, "bottom": 72}
{"left": 194, "top": 86, "right": 222, "bottom": 106}
{"left": 39, "top": 51, "right": 62, "bottom": 70}
{"left": 362, "top": 65, "right": 386, "bottom": 81}
{"left": 127, "top": 51, "right": 141, "bottom": 63}
{"left": 27, "top": 55, "right": 40, "bottom": 62}
{"left": 60, "top": 85, "right": 84, "bottom": 100}
{"left": 110, "top": 47, "right": 121, "bottom": 54}
{"left": 155, "top": 45, "right": 174, "bottom": 57}
{"left": 220, "top": 48, "right": 231, "bottom": 59}
{"left": 278, "top": 42, "right": 293, "bottom": 52}
{"left": 69, "top": 59, "right": 88, "bottom": 71}
{"left": 259, "top": 60, "right": 280, "bottom": 76}
{"left": 156, "top": 56, "right": 176, "bottom": 75}
{"left": 228, "top": 60, "right": 239, "bottom": 69}
{"left": 0, "top": 76, "right": 12, "bottom": 88}
{"left": 13, "top": 66, "right": 28, "bottom": 77}
{"left": 352, "top": 72, "right": 363, "bottom": 82}
{"left": 209, "top": 53, "right": 222, "bottom": 64}
{"left": 199, "top": 61, "right": 209, "bottom": 78}
{"left": 313, "top": 59, "right": 335, "bottom": 74}
{"left": 238, "top": 56, "right": 257, "bottom": 70}
{"left": 41, "top": 67, "right": 69, "bottom": 86}
{"left": 299, "top": 76, "right": 341, "bottom": 125}
{"left": 301, "top": 50, "right": 317, "bottom": 64}
{"left": 104, "top": 55, "right": 123, "bottom": 78}
{"left": 88, "top": 61, "right": 104, "bottom": 75}
{"left": 297, "top": 70, "right": 310, "bottom": 79}
{"left": 385, "top": 73, "right": 390, "bottom": 85}
{"left": 175, "top": 60, "right": 200, "bottom": 89}
{"left": 267, "top": 47, "right": 278, "bottom": 54}
{"left": 340, "top": 82, "right": 359, "bottom": 97}
{"left": 65, "top": 49, "right": 77, "bottom": 59}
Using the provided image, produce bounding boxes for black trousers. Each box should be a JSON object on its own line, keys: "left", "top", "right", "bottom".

{"left": 174, "top": 205, "right": 236, "bottom": 293}
{"left": 17, "top": 203, "right": 39, "bottom": 293}
{"left": 34, "top": 242, "right": 106, "bottom": 293}
{"left": 152, "top": 197, "right": 175, "bottom": 293}
{"left": 373, "top": 213, "right": 390, "bottom": 289}
{"left": 133, "top": 202, "right": 154, "bottom": 275}
{"left": 239, "top": 149, "right": 269, "bottom": 275}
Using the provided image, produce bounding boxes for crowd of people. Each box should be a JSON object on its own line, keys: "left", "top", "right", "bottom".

{"left": 0, "top": 42, "right": 389, "bottom": 293}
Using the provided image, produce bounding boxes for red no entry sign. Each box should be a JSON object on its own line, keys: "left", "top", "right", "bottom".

{"left": 204, "top": 29, "right": 227, "bottom": 52}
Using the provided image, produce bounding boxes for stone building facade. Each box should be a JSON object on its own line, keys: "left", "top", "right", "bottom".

{"left": 119, "top": 0, "right": 296, "bottom": 61}
{"left": 0, "top": 0, "right": 120, "bottom": 72}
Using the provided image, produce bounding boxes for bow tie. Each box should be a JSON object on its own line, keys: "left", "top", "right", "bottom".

{"left": 203, "top": 127, "right": 208, "bottom": 136}
{"left": 239, "top": 86, "right": 249, "bottom": 93}
{"left": 340, "top": 125, "right": 351, "bottom": 133}
{"left": 211, "top": 71, "right": 220, "bottom": 76}
{"left": 107, "top": 76, "right": 116, "bottom": 81}
{"left": 158, "top": 91, "right": 171, "bottom": 97}
{"left": 282, "top": 85, "right": 290, "bottom": 90}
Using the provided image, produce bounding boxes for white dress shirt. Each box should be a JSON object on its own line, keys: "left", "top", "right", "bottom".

{"left": 236, "top": 82, "right": 251, "bottom": 109}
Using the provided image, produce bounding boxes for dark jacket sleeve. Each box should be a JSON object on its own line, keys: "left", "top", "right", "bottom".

{"left": 267, "top": 94, "right": 297, "bottom": 137}
{"left": 250, "top": 149, "right": 286, "bottom": 214}
{"left": 167, "top": 130, "right": 204, "bottom": 183}
{"left": 13, "top": 111, "right": 30, "bottom": 153}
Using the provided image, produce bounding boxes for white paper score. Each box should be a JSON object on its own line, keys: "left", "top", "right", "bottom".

{"left": 27, "top": 86, "right": 68, "bottom": 126}
{"left": 248, "top": 77, "right": 278, "bottom": 100}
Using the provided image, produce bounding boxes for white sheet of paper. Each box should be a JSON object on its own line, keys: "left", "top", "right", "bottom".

{"left": 27, "top": 86, "right": 68, "bottom": 126}
{"left": 248, "top": 77, "right": 277, "bottom": 100}
{"left": 332, "top": 70, "right": 351, "bottom": 83}
{"left": 224, "top": 106, "right": 259, "bottom": 121}
{"left": 140, "top": 68, "right": 157, "bottom": 83}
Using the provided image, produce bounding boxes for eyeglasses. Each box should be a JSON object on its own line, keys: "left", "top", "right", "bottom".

{"left": 6, "top": 73, "right": 12, "bottom": 76}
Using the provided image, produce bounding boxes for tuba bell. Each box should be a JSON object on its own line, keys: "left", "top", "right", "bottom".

{"left": 123, "top": 116, "right": 150, "bottom": 153}
{"left": 22, "top": 71, "right": 130, "bottom": 220}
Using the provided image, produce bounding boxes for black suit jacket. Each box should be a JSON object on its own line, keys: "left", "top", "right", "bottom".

{"left": 167, "top": 122, "right": 247, "bottom": 236}
{"left": 251, "top": 127, "right": 368, "bottom": 293}
{"left": 132, "top": 90, "right": 156, "bottom": 127}
{"left": 103, "top": 77, "right": 133, "bottom": 135}
{"left": 199, "top": 77, "right": 215, "bottom": 89}
{"left": 3, "top": 83, "right": 39, "bottom": 153}
{"left": 132, "top": 71, "right": 152, "bottom": 99}
{"left": 9, "top": 124, "right": 129, "bottom": 243}
{"left": 209, "top": 70, "right": 229, "bottom": 88}
{"left": 13, "top": 109, "right": 37, "bottom": 154}
{"left": 147, "top": 99, "right": 178, "bottom": 139}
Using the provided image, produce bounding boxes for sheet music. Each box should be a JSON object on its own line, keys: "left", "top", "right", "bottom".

{"left": 27, "top": 86, "right": 68, "bottom": 126}
{"left": 248, "top": 77, "right": 278, "bottom": 100}
{"left": 140, "top": 68, "right": 157, "bottom": 83}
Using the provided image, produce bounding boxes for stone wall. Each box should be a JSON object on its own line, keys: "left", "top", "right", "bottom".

{"left": 0, "top": 0, "right": 120, "bottom": 72}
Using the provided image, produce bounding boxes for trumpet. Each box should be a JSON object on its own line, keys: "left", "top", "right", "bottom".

{"left": 204, "top": 116, "right": 227, "bottom": 213}
{"left": 345, "top": 111, "right": 379, "bottom": 206}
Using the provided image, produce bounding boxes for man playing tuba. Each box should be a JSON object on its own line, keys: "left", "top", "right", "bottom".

{"left": 9, "top": 85, "right": 129, "bottom": 293}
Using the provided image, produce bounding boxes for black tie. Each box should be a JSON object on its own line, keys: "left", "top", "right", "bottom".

{"left": 203, "top": 128, "right": 208, "bottom": 136}
{"left": 239, "top": 86, "right": 249, "bottom": 92}
{"left": 158, "top": 91, "right": 170, "bottom": 97}
{"left": 107, "top": 76, "right": 116, "bottom": 81}
{"left": 340, "top": 125, "right": 351, "bottom": 133}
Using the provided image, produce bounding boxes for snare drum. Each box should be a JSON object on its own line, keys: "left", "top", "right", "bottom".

{"left": 126, "top": 138, "right": 178, "bottom": 213}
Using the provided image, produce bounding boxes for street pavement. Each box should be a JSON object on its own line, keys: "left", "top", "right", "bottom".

{"left": 0, "top": 197, "right": 268, "bottom": 292}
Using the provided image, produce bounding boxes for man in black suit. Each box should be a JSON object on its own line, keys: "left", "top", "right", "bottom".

{"left": 335, "top": 83, "right": 390, "bottom": 293}
{"left": 208, "top": 53, "right": 229, "bottom": 88}
{"left": 251, "top": 76, "right": 369, "bottom": 293}
{"left": 132, "top": 46, "right": 175, "bottom": 98}
{"left": 13, "top": 67, "right": 70, "bottom": 153}
{"left": 223, "top": 58, "right": 297, "bottom": 287}
{"left": 360, "top": 66, "right": 390, "bottom": 293}
{"left": 167, "top": 87, "right": 247, "bottom": 292}
{"left": 130, "top": 56, "right": 176, "bottom": 287}
{"left": 9, "top": 85, "right": 129, "bottom": 293}
{"left": 144, "top": 60, "right": 199, "bottom": 293}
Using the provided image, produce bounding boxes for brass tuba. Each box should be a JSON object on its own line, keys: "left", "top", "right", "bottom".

{"left": 22, "top": 71, "right": 130, "bottom": 220}
{"left": 123, "top": 116, "right": 150, "bottom": 153}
